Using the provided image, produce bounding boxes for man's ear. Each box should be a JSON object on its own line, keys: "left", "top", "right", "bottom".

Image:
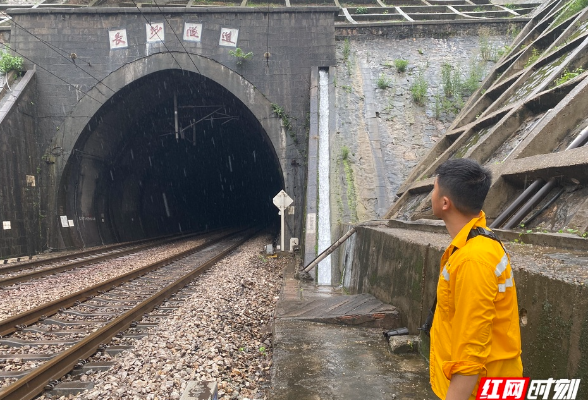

{"left": 441, "top": 195, "right": 451, "bottom": 211}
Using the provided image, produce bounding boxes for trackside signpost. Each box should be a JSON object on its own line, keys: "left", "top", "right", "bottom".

{"left": 273, "top": 190, "right": 293, "bottom": 252}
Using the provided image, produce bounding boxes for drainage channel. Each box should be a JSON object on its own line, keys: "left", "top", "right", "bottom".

{"left": 0, "top": 228, "right": 258, "bottom": 400}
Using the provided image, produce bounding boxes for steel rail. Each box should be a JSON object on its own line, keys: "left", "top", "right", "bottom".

{"left": 0, "top": 230, "right": 215, "bottom": 287}
{"left": 0, "top": 227, "right": 259, "bottom": 400}
{"left": 0, "top": 231, "right": 190, "bottom": 275}
{"left": 0, "top": 228, "right": 243, "bottom": 336}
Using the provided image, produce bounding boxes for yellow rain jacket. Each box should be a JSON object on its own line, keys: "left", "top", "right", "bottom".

{"left": 430, "top": 211, "right": 523, "bottom": 400}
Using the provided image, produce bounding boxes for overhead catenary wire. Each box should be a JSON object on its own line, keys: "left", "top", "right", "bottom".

{"left": 3, "top": 13, "right": 117, "bottom": 96}
{"left": 5, "top": 5, "right": 213, "bottom": 147}
{"left": 126, "top": 0, "right": 186, "bottom": 72}
{"left": 4, "top": 45, "right": 106, "bottom": 106}
{"left": 145, "top": 0, "right": 203, "bottom": 75}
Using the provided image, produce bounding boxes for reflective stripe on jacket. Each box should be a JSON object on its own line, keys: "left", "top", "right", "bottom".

{"left": 430, "top": 211, "right": 523, "bottom": 400}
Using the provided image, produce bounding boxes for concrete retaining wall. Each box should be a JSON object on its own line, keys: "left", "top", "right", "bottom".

{"left": 0, "top": 71, "right": 43, "bottom": 258}
{"left": 343, "top": 223, "right": 588, "bottom": 388}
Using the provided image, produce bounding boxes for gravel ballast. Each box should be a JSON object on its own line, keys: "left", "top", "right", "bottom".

{"left": 36, "top": 234, "right": 287, "bottom": 400}
{"left": 0, "top": 237, "right": 210, "bottom": 320}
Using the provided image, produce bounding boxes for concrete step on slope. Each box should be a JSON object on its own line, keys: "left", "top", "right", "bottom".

{"left": 276, "top": 262, "right": 401, "bottom": 329}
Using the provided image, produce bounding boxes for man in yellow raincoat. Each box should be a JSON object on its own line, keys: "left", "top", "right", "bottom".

{"left": 429, "top": 158, "right": 523, "bottom": 400}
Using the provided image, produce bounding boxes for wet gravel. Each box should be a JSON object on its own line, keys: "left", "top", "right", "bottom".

{"left": 35, "top": 234, "right": 288, "bottom": 400}
{"left": 0, "top": 237, "right": 209, "bottom": 320}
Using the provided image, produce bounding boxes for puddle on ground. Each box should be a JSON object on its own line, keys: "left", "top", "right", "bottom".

{"left": 272, "top": 320, "right": 435, "bottom": 400}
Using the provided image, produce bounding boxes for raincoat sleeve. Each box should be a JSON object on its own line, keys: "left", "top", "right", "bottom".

{"left": 442, "top": 258, "right": 497, "bottom": 380}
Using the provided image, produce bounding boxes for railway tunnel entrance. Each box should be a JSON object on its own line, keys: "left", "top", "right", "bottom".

{"left": 58, "top": 68, "right": 283, "bottom": 247}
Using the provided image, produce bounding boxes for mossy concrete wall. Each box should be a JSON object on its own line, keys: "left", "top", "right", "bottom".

{"left": 346, "top": 225, "right": 443, "bottom": 334}
{"left": 345, "top": 223, "right": 588, "bottom": 387}
{"left": 0, "top": 71, "right": 43, "bottom": 258}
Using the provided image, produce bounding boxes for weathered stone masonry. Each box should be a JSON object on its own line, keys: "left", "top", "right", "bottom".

{"left": 3, "top": 7, "right": 337, "bottom": 256}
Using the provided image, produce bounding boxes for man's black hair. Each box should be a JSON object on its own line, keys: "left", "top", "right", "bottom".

{"left": 435, "top": 158, "right": 492, "bottom": 215}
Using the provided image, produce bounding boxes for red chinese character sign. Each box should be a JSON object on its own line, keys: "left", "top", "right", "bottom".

{"left": 219, "top": 28, "right": 238, "bottom": 47}
{"left": 109, "top": 29, "right": 128, "bottom": 50}
{"left": 146, "top": 22, "right": 164, "bottom": 43}
{"left": 183, "top": 23, "right": 202, "bottom": 42}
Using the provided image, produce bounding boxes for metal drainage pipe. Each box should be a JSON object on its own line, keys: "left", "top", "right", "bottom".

{"left": 302, "top": 227, "right": 357, "bottom": 274}
{"left": 502, "top": 177, "right": 557, "bottom": 229}
{"left": 489, "top": 179, "right": 544, "bottom": 228}
{"left": 492, "top": 125, "right": 588, "bottom": 229}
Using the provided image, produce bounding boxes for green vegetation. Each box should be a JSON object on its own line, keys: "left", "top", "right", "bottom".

{"left": 555, "top": 67, "right": 585, "bottom": 85}
{"left": 497, "top": 45, "right": 513, "bottom": 59}
{"left": 435, "top": 59, "right": 482, "bottom": 119}
{"left": 441, "top": 60, "right": 482, "bottom": 98}
{"left": 341, "top": 145, "right": 349, "bottom": 160}
{"left": 503, "top": 3, "right": 516, "bottom": 9}
{"left": 394, "top": 58, "right": 409, "bottom": 73}
{"left": 341, "top": 146, "right": 358, "bottom": 222}
{"left": 507, "top": 25, "right": 521, "bottom": 40}
{"left": 479, "top": 31, "right": 494, "bottom": 61}
{"left": 271, "top": 103, "right": 296, "bottom": 143}
{"left": 0, "top": 46, "right": 23, "bottom": 74}
{"left": 524, "top": 47, "right": 542, "bottom": 68}
{"left": 554, "top": 0, "right": 588, "bottom": 26}
{"left": 356, "top": 6, "right": 368, "bottom": 13}
{"left": 341, "top": 84, "right": 352, "bottom": 93}
{"left": 343, "top": 40, "right": 354, "bottom": 76}
{"left": 478, "top": 27, "right": 512, "bottom": 61}
{"left": 377, "top": 73, "right": 391, "bottom": 89}
{"left": 410, "top": 69, "right": 428, "bottom": 105}
{"left": 441, "top": 63, "right": 459, "bottom": 97}
{"left": 343, "top": 39, "right": 351, "bottom": 62}
{"left": 463, "top": 59, "right": 484, "bottom": 95}
{"left": 229, "top": 48, "right": 253, "bottom": 65}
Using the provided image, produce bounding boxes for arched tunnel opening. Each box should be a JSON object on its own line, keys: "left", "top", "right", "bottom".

{"left": 59, "top": 69, "right": 283, "bottom": 247}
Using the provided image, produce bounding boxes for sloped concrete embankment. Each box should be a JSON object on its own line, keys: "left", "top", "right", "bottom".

{"left": 342, "top": 223, "right": 588, "bottom": 393}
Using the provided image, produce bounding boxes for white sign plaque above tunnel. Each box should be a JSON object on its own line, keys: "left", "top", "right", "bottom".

{"left": 184, "top": 23, "right": 202, "bottom": 42}
{"left": 219, "top": 28, "right": 238, "bottom": 47}
{"left": 146, "top": 22, "right": 165, "bottom": 43}
{"left": 109, "top": 29, "right": 128, "bottom": 50}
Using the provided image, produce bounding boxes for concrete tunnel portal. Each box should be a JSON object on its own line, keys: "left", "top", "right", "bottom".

{"left": 58, "top": 69, "right": 284, "bottom": 247}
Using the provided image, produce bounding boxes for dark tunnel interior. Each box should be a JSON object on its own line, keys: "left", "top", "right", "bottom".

{"left": 60, "top": 69, "right": 283, "bottom": 246}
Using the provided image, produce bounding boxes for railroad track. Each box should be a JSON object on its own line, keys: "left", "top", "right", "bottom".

{"left": 0, "top": 230, "right": 219, "bottom": 288}
{"left": 0, "top": 227, "right": 258, "bottom": 400}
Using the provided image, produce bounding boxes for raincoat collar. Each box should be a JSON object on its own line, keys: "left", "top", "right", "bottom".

{"left": 445, "top": 211, "right": 487, "bottom": 257}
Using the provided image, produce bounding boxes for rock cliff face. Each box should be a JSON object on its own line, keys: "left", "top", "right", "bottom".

{"left": 331, "top": 32, "right": 510, "bottom": 226}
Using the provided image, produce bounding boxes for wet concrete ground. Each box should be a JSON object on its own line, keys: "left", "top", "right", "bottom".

{"left": 270, "top": 262, "right": 435, "bottom": 400}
